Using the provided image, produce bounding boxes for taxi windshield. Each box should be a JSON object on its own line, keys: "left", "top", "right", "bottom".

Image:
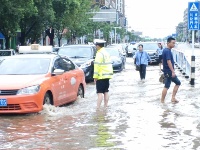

{"left": 0, "top": 58, "right": 51, "bottom": 75}
{"left": 58, "top": 47, "right": 92, "bottom": 58}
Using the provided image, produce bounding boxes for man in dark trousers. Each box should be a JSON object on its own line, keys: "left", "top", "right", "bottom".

{"left": 45, "top": 27, "right": 54, "bottom": 46}
{"left": 161, "top": 37, "right": 181, "bottom": 103}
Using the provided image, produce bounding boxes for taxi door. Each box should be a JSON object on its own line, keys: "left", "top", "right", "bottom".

{"left": 62, "top": 58, "right": 78, "bottom": 101}
{"left": 52, "top": 58, "right": 71, "bottom": 105}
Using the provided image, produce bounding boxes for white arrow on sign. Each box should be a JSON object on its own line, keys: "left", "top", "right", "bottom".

{"left": 190, "top": 22, "right": 193, "bottom": 25}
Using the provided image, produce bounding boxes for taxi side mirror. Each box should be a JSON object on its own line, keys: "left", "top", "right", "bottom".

{"left": 52, "top": 69, "right": 65, "bottom": 75}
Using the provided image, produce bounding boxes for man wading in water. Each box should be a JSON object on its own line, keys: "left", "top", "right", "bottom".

{"left": 161, "top": 37, "right": 181, "bottom": 103}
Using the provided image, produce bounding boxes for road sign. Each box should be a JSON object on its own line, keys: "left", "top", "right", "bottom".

{"left": 188, "top": 2, "right": 199, "bottom": 30}
{"left": 172, "top": 33, "right": 177, "bottom": 37}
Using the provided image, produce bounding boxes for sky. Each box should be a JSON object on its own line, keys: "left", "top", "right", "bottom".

{"left": 125, "top": 0, "right": 193, "bottom": 38}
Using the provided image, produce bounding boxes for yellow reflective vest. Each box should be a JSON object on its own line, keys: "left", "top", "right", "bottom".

{"left": 93, "top": 47, "right": 113, "bottom": 80}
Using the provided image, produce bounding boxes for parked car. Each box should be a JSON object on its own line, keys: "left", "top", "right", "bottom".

{"left": 107, "top": 44, "right": 126, "bottom": 57}
{"left": 0, "top": 49, "right": 86, "bottom": 114}
{"left": 138, "top": 42, "right": 159, "bottom": 64}
{"left": 58, "top": 45, "right": 97, "bottom": 82}
{"left": 105, "top": 47, "right": 126, "bottom": 72}
{"left": 0, "top": 49, "right": 16, "bottom": 62}
{"left": 0, "top": 49, "right": 15, "bottom": 56}
{"left": 126, "top": 43, "right": 138, "bottom": 57}
{"left": 53, "top": 46, "right": 60, "bottom": 52}
{"left": 194, "top": 43, "right": 200, "bottom": 48}
{"left": 61, "top": 43, "right": 68, "bottom": 47}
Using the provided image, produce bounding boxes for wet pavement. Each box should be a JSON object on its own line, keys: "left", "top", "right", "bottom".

{"left": 1, "top": 46, "right": 200, "bottom": 149}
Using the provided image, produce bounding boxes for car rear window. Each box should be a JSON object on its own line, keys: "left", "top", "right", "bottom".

{"left": 105, "top": 48, "right": 120, "bottom": 57}
{"left": 0, "top": 50, "right": 12, "bottom": 56}
{"left": 140, "top": 43, "right": 158, "bottom": 50}
{"left": 58, "top": 47, "right": 92, "bottom": 58}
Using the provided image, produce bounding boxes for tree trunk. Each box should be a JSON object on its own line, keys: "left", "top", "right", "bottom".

{"left": 20, "top": 32, "right": 26, "bottom": 46}
{"left": 58, "top": 34, "right": 62, "bottom": 47}
{"left": 107, "top": 36, "right": 109, "bottom": 45}
{"left": 5, "top": 36, "right": 10, "bottom": 49}
{"left": 58, "top": 38, "right": 61, "bottom": 47}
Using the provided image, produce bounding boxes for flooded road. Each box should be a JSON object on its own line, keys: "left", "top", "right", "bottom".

{"left": 1, "top": 55, "right": 200, "bottom": 150}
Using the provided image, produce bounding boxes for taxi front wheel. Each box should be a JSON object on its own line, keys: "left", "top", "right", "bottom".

{"left": 78, "top": 85, "right": 84, "bottom": 98}
{"left": 43, "top": 93, "right": 53, "bottom": 105}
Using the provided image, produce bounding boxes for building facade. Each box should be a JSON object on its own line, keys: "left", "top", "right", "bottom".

{"left": 183, "top": 8, "right": 189, "bottom": 41}
{"left": 92, "top": 0, "right": 116, "bottom": 9}
{"left": 92, "top": 0, "right": 126, "bottom": 27}
{"left": 176, "top": 22, "right": 184, "bottom": 42}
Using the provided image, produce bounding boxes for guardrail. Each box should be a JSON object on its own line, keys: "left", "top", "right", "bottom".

{"left": 172, "top": 48, "right": 190, "bottom": 79}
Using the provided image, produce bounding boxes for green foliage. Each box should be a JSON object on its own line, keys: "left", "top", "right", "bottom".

{"left": 0, "top": 0, "right": 28, "bottom": 34}
{"left": 0, "top": 0, "right": 36, "bottom": 48}
{"left": 64, "top": 0, "right": 93, "bottom": 37}
{"left": 19, "top": 0, "right": 55, "bottom": 45}
{"left": 0, "top": 0, "right": 143, "bottom": 48}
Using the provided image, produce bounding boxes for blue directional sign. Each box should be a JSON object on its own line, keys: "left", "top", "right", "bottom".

{"left": 188, "top": 2, "right": 199, "bottom": 30}
{"left": 172, "top": 33, "right": 177, "bottom": 37}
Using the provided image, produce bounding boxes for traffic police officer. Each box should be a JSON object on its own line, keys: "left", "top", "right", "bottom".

{"left": 93, "top": 39, "right": 113, "bottom": 110}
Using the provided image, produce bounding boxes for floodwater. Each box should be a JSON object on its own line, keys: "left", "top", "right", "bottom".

{"left": 1, "top": 50, "right": 200, "bottom": 150}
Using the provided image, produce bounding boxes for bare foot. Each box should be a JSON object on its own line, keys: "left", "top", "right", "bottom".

{"left": 161, "top": 100, "right": 165, "bottom": 103}
{"left": 171, "top": 98, "right": 179, "bottom": 104}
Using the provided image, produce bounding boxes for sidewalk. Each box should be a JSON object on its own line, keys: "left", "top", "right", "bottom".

{"left": 176, "top": 43, "right": 200, "bottom": 62}
{"left": 175, "top": 43, "right": 200, "bottom": 85}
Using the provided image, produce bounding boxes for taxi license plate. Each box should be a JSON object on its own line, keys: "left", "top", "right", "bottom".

{"left": 0, "top": 99, "right": 7, "bottom": 106}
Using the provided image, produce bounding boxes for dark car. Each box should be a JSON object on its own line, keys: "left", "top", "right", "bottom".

{"left": 138, "top": 42, "right": 159, "bottom": 64}
{"left": 58, "top": 45, "right": 97, "bottom": 82}
{"left": 0, "top": 49, "right": 15, "bottom": 56}
{"left": 0, "top": 49, "right": 16, "bottom": 62}
{"left": 126, "top": 44, "right": 138, "bottom": 57}
{"left": 53, "top": 47, "right": 60, "bottom": 52}
{"left": 107, "top": 44, "right": 126, "bottom": 58}
{"left": 105, "top": 47, "right": 126, "bottom": 72}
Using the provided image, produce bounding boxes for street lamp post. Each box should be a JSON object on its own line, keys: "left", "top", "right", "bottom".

{"left": 114, "top": 27, "right": 121, "bottom": 44}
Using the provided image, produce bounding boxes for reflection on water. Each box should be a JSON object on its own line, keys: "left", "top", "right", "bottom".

{"left": 94, "top": 110, "right": 115, "bottom": 148}
{"left": 1, "top": 57, "right": 200, "bottom": 149}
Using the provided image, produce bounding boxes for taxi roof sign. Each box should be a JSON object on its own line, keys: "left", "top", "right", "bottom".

{"left": 19, "top": 44, "right": 53, "bottom": 54}
{"left": 31, "top": 44, "right": 40, "bottom": 50}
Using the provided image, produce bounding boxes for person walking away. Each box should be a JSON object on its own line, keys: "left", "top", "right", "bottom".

{"left": 161, "top": 37, "right": 181, "bottom": 103}
{"left": 93, "top": 39, "right": 113, "bottom": 110}
{"left": 133, "top": 44, "right": 151, "bottom": 82}
{"left": 157, "top": 42, "right": 163, "bottom": 72}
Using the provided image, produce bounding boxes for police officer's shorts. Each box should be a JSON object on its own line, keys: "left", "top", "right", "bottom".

{"left": 96, "top": 79, "right": 110, "bottom": 93}
{"left": 164, "top": 72, "right": 181, "bottom": 89}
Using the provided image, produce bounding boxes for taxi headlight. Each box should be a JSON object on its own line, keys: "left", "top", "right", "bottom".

{"left": 17, "top": 85, "right": 40, "bottom": 95}
{"left": 80, "top": 61, "right": 92, "bottom": 68}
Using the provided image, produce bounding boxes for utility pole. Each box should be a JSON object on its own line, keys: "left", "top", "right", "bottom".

{"left": 114, "top": 27, "right": 121, "bottom": 44}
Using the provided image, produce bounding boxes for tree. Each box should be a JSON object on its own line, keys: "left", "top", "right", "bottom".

{"left": 52, "top": 0, "right": 71, "bottom": 46}
{"left": 0, "top": 0, "right": 35, "bottom": 49}
{"left": 63, "top": 0, "right": 93, "bottom": 44}
{"left": 116, "top": 27, "right": 126, "bottom": 43}
{"left": 19, "top": 0, "right": 55, "bottom": 45}
{"left": 100, "top": 22, "right": 113, "bottom": 44}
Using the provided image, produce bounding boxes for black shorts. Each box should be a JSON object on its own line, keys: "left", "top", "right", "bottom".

{"left": 96, "top": 79, "right": 110, "bottom": 93}
{"left": 158, "top": 55, "right": 162, "bottom": 63}
{"left": 164, "top": 72, "right": 181, "bottom": 89}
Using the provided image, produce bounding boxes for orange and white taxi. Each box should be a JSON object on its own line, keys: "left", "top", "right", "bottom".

{"left": 0, "top": 45, "right": 86, "bottom": 113}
